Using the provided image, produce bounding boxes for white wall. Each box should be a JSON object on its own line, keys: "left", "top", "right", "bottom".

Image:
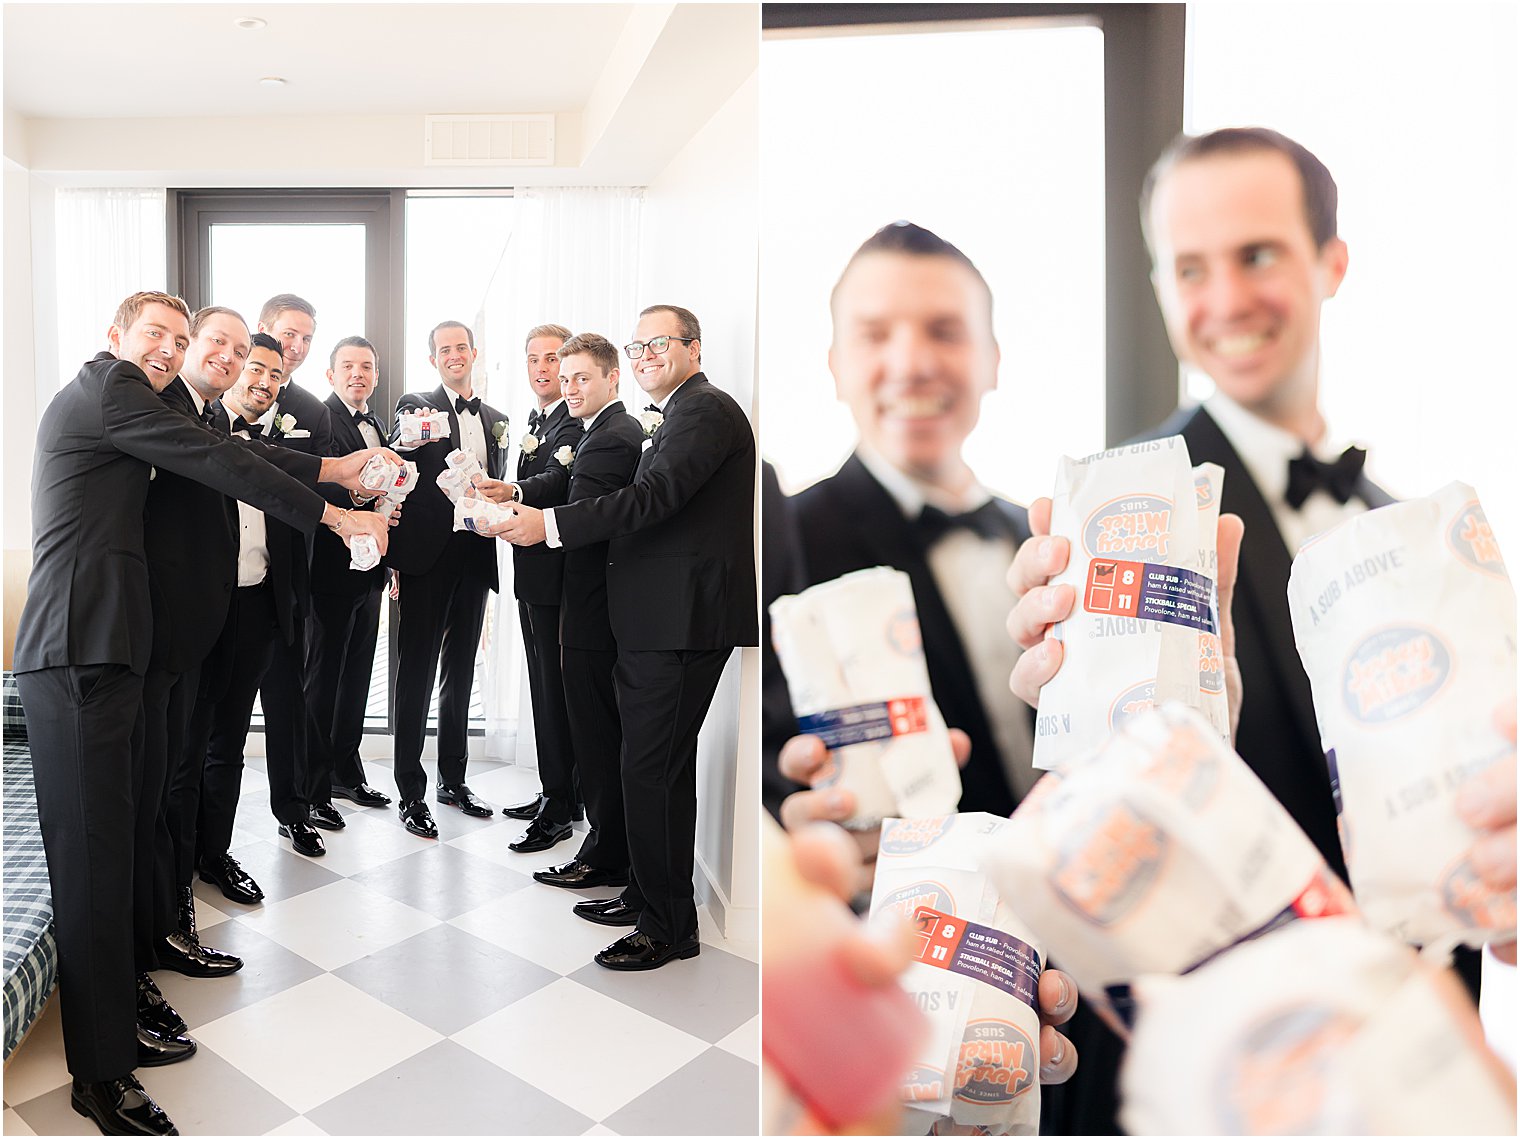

{"left": 3, "top": 158, "right": 37, "bottom": 550}
{"left": 638, "top": 68, "right": 760, "bottom": 941}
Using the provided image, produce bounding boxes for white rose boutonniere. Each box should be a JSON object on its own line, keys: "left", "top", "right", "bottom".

{"left": 492, "top": 419, "right": 508, "bottom": 444}
{"left": 638, "top": 409, "right": 664, "bottom": 437}
{"left": 554, "top": 445, "right": 575, "bottom": 468}
{"left": 275, "top": 412, "right": 310, "bottom": 439}
{"left": 520, "top": 432, "right": 540, "bottom": 455}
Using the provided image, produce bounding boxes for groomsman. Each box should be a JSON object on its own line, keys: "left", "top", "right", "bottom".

{"left": 385, "top": 321, "right": 509, "bottom": 838}
{"left": 305, "top": 336, "right": 394, "bottom": 816}
{"left": 482, "top": 334, "right": 643, "bottom": 887}
{"left": 498, "top": 323, "right": 585, "bottom": 852}
{"left": 13, "top": 292, "right": 386, "bottom": 1136}
{"left": 491, "top": 305, "right": 758, "bottom": 971}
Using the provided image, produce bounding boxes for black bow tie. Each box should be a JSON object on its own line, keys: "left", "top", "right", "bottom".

{"left": 231, "top": 416, "right": 264, "bottom": 439}
{"left": 645, "top": 403, "right": 661, "bottom": 415}
{"left": 353, "top": 408, "right": 381, "bottom": 432}
{"left": 454, "top": 395, "right": 481, "bottom": 416}
{"left": 1286, "top": 445, "right": 1366, "bottom": 509}
{"left": 199, "top": 405, "right": 217, "bottom": 428}
{"left": 914, "top": 501, "right": 1008, "bottom": 546}
{"left": 528, "top": 409, "right": 546, "bottom": 431}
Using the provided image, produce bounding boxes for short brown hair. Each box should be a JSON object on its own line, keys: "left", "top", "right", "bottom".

{"left": 829, "top": 222, "right": 993, "bottom": 330}
{"left": 1141, "top": 126, "right": 1340, "bottom": 255}
{"left": 259, "top": 293, "right": 316, "bottom": 327}
{"left": 429, "top": 321, "right": 475, "bottom": 355}
{"left": 331, "top": 335, "right": 378, "bottom": 369}
{"left": 113, "top": 291, "right": 190, "bottom": 331}
{"left": 190, "top": 305, "right": 247, "bottom": 337}
{"left": 639, "top": 305, "right": 700, "bottom": 343}
{"left": 558, "top": 332, "right": 618, "bottom": 376}
{"left": 525, "top": 323, "right": 572, "bottom": 352}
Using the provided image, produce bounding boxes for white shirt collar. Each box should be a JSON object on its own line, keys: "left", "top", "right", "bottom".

{"left": 1203, "top": 391, "right": 1355, "bottom": 508}
{"left": 855, "top": 444, "right": 994, "bottom": 520}
{"left": 183, "top": 381, "right": 206, "bottom": 416}
{"left": 537, "top": 396, "right": 565, "bottom": 419}
{"left": 337, "top": 394, "right": 369, "bottom": 416}
{"left": 581, "top": 401, "right": 620, "bottom": 432}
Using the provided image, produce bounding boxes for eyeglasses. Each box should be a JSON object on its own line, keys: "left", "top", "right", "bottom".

{"left": 623, "top": 336, "right": 695, "bottom": 360}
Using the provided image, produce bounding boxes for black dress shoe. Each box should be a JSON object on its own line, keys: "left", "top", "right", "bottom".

{"left": 136, "top": 1022, "right": 196, "bottom": 1067}
{"left": 308, "top": 802, "right": 346, "bottom": 831}
{"left": 572, "top": 896, "right": 642, "bottom": 926}
{"left": 332, "top": 782, "right": 392, "bottom": 807}
{"left": 500, "top": 793, "right": 546, "bottom": 820}
{"left": 71, "top": 1075, "right": 178, "bottom": 1136}
{"left": 595, "top": 929, "right": 700, "bottom": 971}
{"left": 278, "top": 820, "right": 326, "bottom": 857}
{"left": 533, "top": 859, "right": 630, "bottom": 890}
{"left": 398, "top": 799, "right": 438, "bottom": 839}
{"left": 136, "top": 973, "right": 187, "bottom": 1037}
{"left": 197, "top": 852, "right": 263, "bottom": 905}
{"left": 508, "top": 816, "right": 573, "bottom": 853}
{"left": 572, "top": 802, "right": 586, "bottom": 822}
{"left": 157, "top": 930, "right": 243, "bottom": 978}
{"left": 437, "top": 782, "right": 493, "bottom": 817}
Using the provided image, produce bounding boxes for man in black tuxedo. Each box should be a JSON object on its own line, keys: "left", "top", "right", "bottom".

{"left": 480, "top": 333, "right": 644, "bottom": 889}
{"left": 497, "top": 323, "right": 586, "bottom": 852}
{"left": 384, "top": 320, "right": 509, "bottom": 838}
{"left": 306, "top": 336, "right": 394, "bottom": 815}
{"left": 764, "top": 224, "right": 1036, "bottom": 829}
{"left": 491, "top": 305, "right": 758, "bottom": 971}
{"left": 13, "top": 292, "right": 389, "bottom": 1136}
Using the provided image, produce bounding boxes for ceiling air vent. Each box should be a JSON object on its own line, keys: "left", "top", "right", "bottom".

{"left": 424, "top": 114, "right": 555, "bottom": 166}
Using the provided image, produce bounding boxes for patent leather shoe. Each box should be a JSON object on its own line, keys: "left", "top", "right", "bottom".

{"left": 500, "top": 793, "right": 545, "bottom": 820}
{"left": 509, "top": 816, "right": 572, "bottom": 853}
{"left": 437, "top": 782, "right": 493, "bottom": 817}
{"left": 533, "top": 859, "right": 629, "bottom": 890}
{"left": 136, "top": 1022, "right": 196, "bottom": 1067}
{"left": 308, "top": 802, "right": 346, "bottom": 831}
{"left": 332, "top": 782, "right": 391, "bottom": 807}
{"left": 398, "top": 799, "right": 438, "bottom": 839}
{"left": 157, "top": 930, "right": 242, "bottom": 978}
{"left": 278, "top": 820, "right": 326, "bottom": 857}
{"left": 136, "top": 973, "right": 187, "bottom": 1037}
{"left": 197, "top": 852, "right": 263, "bottom": 905}
{"left": 595, "top": 929, "right": 700, "bottom": 971}
{"left": 572, "top": 896, "right": 642, "bottom": 926}
{"left": 71, "top": 1075, "right": 178, "bottom": 1136}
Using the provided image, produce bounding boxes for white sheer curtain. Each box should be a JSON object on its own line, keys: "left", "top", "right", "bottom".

{"left": 476, "top": 186, "right": 644, "bottom": 763}
{"left": 53, "top": 188, "right": 167, "bottom": 389}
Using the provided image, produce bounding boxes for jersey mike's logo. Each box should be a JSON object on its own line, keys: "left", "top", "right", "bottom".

{"left": 879, "top": 815, "right": 954, "bottom": 856}
{"left": 876, "top": 879, "right": 954, "bottom": 925}
{"left": 1109, "top": 680, "right": 1157, "bottom": 731}
{"left": 1199, "top": 632, "right": 1226, "bottom": 694}
{"left": 1218, "top": 1004, "right": 1363, "bottom": 1134}
{"left": 1447, "top": 500, "right": 1508, "bottom": 579}
{"left": 1051, "top": 800, "right": 1167, "bottom": 926}
{"left": 887, "top": 607, "right": 925, "bottom": 656}
{"left": 1141, "top": 721, "right": 1220, "bottom": 809}
{"left": 1084, "top": 495, "right": 1173, "bottom": 560}
{"left": 901, "top": 1065, "right": 945, "bottom": 1104}
{"left": 1342, "top": 626, "right": 1452, "bottom": 724}
{"left": 954, "top": 1019, "right": 1036, "bottom": 1104}
{"left": 1194, "top": 474, "right": 1216, "bottom": 509}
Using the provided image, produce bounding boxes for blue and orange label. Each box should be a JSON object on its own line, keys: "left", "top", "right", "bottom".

{"left": 1084, "top": 559, "right": 1217, "bottom": 634}
{"left": 911, "top": 907, "right": 1041, "bottom": 1010}
{"left": 797, "top": 695, "right": 929, "bottom": 750}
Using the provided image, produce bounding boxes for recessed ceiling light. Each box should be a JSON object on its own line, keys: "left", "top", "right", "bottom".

{"left": 234, "top": 16, "right": 267, "bottom": 30}
{"left": 259, "top": 76, "right": 287, "bottom": 88}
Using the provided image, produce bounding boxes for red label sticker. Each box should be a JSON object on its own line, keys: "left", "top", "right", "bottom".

{"left": 1085, "top": 559, "right": 1145, "bottom": 615}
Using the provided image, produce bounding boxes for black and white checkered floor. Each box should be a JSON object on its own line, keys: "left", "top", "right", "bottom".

{"left": 3, "top": 746, "right": 759, "bottom": 1136}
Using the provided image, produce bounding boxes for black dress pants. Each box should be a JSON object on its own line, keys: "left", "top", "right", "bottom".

{"left": 304, "top": 586, "right": 381, "bottom": 801}
{"left": 519, "top": 599, "right": 577, "bottom": 824}
{"left": 145, "top": 662, "right": 201, "bottom": 932}
{"left": 612, "top": 647, "right": 731, "bottom": 945}
{"left": 562, "top": 644, "right": 626, "bottom": 870}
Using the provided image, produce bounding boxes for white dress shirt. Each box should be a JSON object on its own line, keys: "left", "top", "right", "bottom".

{"left": 452, "top": 392, "right": 490, "bottom": 469}
{"left": 224, "top": 406, "right": 270, "bottom": 587}
{"left": 338, "top": 397, "right": 383, "bottom": 450}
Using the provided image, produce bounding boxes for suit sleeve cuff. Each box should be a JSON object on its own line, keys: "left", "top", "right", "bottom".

{"left": 543, "top": 507, "right": 563, "bottom": 549}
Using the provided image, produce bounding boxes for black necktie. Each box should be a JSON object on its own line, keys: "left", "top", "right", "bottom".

{"left": 914, "top": 501, "right": 1008, "bottom": 546}
{"left": 232, "top": 416, "right": 264, "bottom": 439}
{"left": 529, "top": 409, "right": 545, "bottom": 431}
{"left": 1286, "top": 445, "right": 1366, "bottom": 510}
{"left": 455, "top": 395, "right": 481, "bottom": 416}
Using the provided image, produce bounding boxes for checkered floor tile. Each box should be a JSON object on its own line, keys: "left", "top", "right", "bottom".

{"left": 3, "top": 748, "right": 758, "bottom": 1136}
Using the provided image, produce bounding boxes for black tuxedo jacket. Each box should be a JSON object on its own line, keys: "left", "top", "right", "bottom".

{"left": 550, "top": 403, "right": 644, "bottom": 650}
{"left": 1143, "top": 405, "right": 1393, "bottom": 880}
{"left": 267, "top": 381, "right": 334, "bottom": 457}
{"left": 309, "top": 392, "right": 386, "bottom": 596}
{"left": 15, "top": 353, "right": 325, "bottom": 677}
{"left": 383, "top": 384, "right": 508, "bottom": 582}
{"left": 760, "top": 453, "right": 1032, "bottom": 819}
{"left": 512, "top": 401, "right": 584, "bottom": 606}
{"left": 554, "top": 373, "right": 758, "bottom": 652}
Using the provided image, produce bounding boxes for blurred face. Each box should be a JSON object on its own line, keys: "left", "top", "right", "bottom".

{"left": 328, "top": 344, "right": 378, "bottom": 410}
{"left": 1149, "top": 150, "right": 1348, "bottom": 422}
{"left": 525, "top": 335, "right": 565, "bottom": 408}
{"left": 560, "top": 352, "right": 618, "bottom": 421}
{"left": 629, "top": 311, "right": 699, "bottom": 404}
{"left": 225, "top": 344, "right": 284, "bottom": 419}
{"left": 828, "top": 252, "right": 999, "bottom": 482}
{"left": 108, "top": 301, "right": 190, "bottom": 393}
{"left": 259, "top": 308, "right": 316, "bottom": 378}
{"left": 182, "top": 312, "right": 250, "bottom": 400}
{"left": 430, "top": 325, "right": 477, "bottom": 393}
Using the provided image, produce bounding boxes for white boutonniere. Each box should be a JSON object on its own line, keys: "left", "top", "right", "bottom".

{"left": 554, "top": 445, "right": 575, "bottom": 468}
{"left": 492, "top": 419, "right": 508, "bottom": 443}
{"left": 521, "top": 432, "right": 540, "bottom": 455}
{"left": 638, "top": 409, "right": 664, "bottom": 437}
{"left": 275, "top": 412, "right": 298, "bottom": 434}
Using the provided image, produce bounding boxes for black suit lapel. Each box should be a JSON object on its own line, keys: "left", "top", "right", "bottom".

{"left": 583, "top": 401, "right": 624, "bottom": 441}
